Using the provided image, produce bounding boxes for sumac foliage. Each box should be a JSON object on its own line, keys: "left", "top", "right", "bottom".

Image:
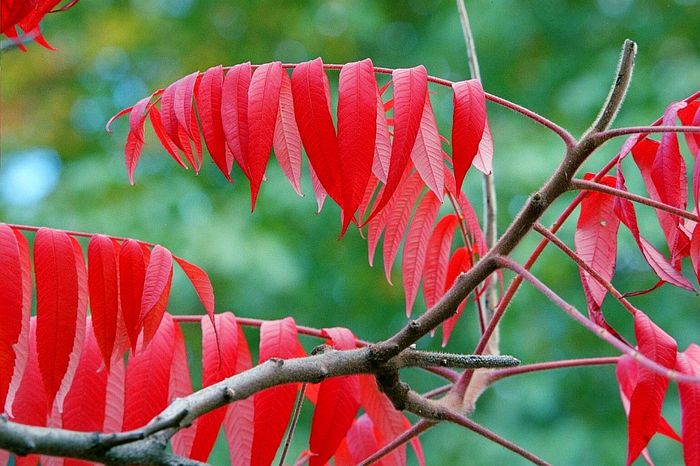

{"left": 3, "top": 4, "right": 700, "bottom": 463}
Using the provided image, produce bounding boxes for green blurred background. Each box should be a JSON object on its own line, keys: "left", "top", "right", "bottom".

{"left": 1, "top": 0, "right": 699, "bottom": 464}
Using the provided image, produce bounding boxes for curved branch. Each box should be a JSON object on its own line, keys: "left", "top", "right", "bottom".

{"left": 594, "top": 125, "right": 700, "bottom": 142}
{"left": 489, "top": 357, "right": 619, "bottom": 383}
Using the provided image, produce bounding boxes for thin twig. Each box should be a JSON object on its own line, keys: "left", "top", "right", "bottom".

{"left": 570, "top": 178, "right": 699, "bottom": 223}
{"left": 490, "top": 357, "right": 619, "bottom": 382}
{"left": 279, "top": 383, "right": 306, "bottom": 466}
{"left": 494, "top": 256, "right": 700, "bottom": 384}
{"left": 594, "top": 125, "right": 700, "bottom": 142}
{"left": 585, "top": 39, "right": 637, "bottom": 136}
{"left": 358, "top": 419, "right": 434, "bottom": 466}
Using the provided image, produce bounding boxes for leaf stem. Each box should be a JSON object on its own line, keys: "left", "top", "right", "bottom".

{"left": 278, "top": 383, "right": 306, "bottom": 466}
{"left": 570, "top": 178, "right": 699, "bottom": 223}
{"left": 494, "top": 256, "right": 700, "bottom": 384}
{"left": 489, "top": 357, "right": 619, "bottom": 383}
{"left": 358, "top": 419, "right": 434, "bottom": 466}
{"left": 594, "top": 125, "right": 700, "bottom": 142}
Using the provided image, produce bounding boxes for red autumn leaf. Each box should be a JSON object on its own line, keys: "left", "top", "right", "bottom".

{"left": 251, "top": 317, "right": 300, "bottom": 466}
{"left": 61, "top": 320, "right": 108, "bottom": 435}
{"left": 370, "top": 66, "right": 428, "bottom": 219}
{"left": 402, "top": 192, "right": 442, "bottom": 316}
{"left": 222, "top": 62, "right": 253, "bottom": 178}
{"left": 102, "top": 353, "right": 126, "bottom": 434}
{"left": 691, "top": 226, "right": 700, "bottom": 285}
{"left": 442, "top": 247, "right": 473, "bottom": 345}
{"left": 632, "top": 138, "right": 684, "bottom": 260}
{"left": 622, "top": 311, "right": 677, "bottom": 466}
{"left": 614, "top": 167, "right": 694, "bottom": 291}
{"left": 273, "top": 71, "right": 303, "bottom": 196}
{"left": 0, "top": 224, "right": 25, "bottom": 409}
{"left": 122, "top": 314, "right": 176, "bottom": 431}
{"left": 382, "top": 172, "right": 425, "bottom": 284}
{"left": 160, "top": 80, "right": 193, "bottom": 166}
{"left": 149, "top": 105, "right": 189, "bottom": 170}
{"left": 575, "top": 174, "right": 620, "bottom": 327}
{"left": 34, "top": 228, "right": 80, "bottom": 409}
{"left": 197, "top": 65, "right": 232, "bottom": 180}
{"left": 373, "top": 89, "right": 392, "bottom": 183}
{"left": 444, "top": 168, "right": 487, "bottom": 254}
{"left": 188, "top": 313, "right": 239, "bottom": 461}
{"left": 452, "top": 79, "right": 487, "bottom": 193}
{"left": 472, "top": 117, "right": 494, "bottom": 176}
{"left": 678, "top": 100, "right": 700, "bottom": 158}
{"left": 118, "top": 239, "right": 148, "bottom": 352}
{"left": 8, "top": 318, "right": 47, "bottom": 466}
{"left": 410, "top": 93, "right": 444, "bottom": 199}
{"left": 292, "top": 58, "right": 342, "bottom": 203}
{"left": 173, "top": 256, "right": 216, "bottom": 326}
{"left": 676, "top": 344, "right": 700, "bottom": 466}
{"left": 170, "top": 322, "right": 195, "bottom": 457}
{"left": 342, "top": 415, "right": 385, "bottom": 466}
{"left": 359, "top": 375, "right": 424, "bottom": 466}
{"left": 309, "top": 163, "right": 328, "bottom": 213}
{"left": 139, "top": 245, "right": 173, "bottom": 328}
{"left": 4, "top": 227, "right": 32, "bottom": 417}
{"left": 247, "top": 61, "right": 283, "bottom": 209}
{"left": 124, "top": 96, "right": 151, "bottom": 185}
{"left": 141, "top": 267, "right": 173, "bottom": 346}
{"left": 308, "top": 327, "right": 360, "bottom": 466}
{"left": 54, "top": 236, "right": 89, "bottom": 413}
{"left": 422, "top": 214, "right": 459, "bottom": 309}
{"left": 337, "top": 59, "right": 378, "bottom": 235}
{"left": 87, "top": 235, "right": 120, "bottom": 369}
{"left": 650, "top": 102, "right": 688, "bottom": 219}
{"left": 224, "top": 325, "right": 254, "bottom": 466}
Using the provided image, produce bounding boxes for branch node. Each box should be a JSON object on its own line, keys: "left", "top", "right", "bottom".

{"left": 311, "top": 343, "right": 332, "bottom": 355}
{"left": 409, "top": 320, "right": 421, "bottom": 331}
{"left": 269, "top": 357, "right": 284, "bottom": 367}
{"left": 223, "top": 387, "right": 236, "bottom": 402}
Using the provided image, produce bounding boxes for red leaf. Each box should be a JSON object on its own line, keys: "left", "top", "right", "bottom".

{"left": 472, "top": 118, "right": 494, "bottom": 176}
{"left": 160, "top": 81, "right": 191, "bottom": 164}
{"left": 614, "top": 168, "right": 694, "bottom": 291}
{"left": 170, "top": 323, "right": 195, "bottom": 457}
{"left": 360, "top": 375, "right": 423, "bottom": 466}
{"left": 189, "top": 313, "right": 239, "bottom": 461}
{"left": 623, "top": 311, "right": 677, "bottom": 465}
{"left": 141, "top": 268, "right": 173, "bottom": 346}
{"left": 122, "top": 314, "right": 176, "bottom": 431}
{"left": 309, "top": 328, "right": 360, "bottom": 466}
{"left": 679, "top": 100, "right": 700, "bottom": 159}
{"left": 197, "top": 65, "right": 232, "bottom": 180}
{"left": 452, "top": 79, "right": 487, "bottom": 193}
{"left": 124, "top": 96, "right": 151, "bottom": 185}
{"left": 54, "top": 236, "right": 89, "bottom": 413}
{"left": 676, "top": 344, "right": 700, "bottom": 466}
{"left": 410, "top": 93, "right": 444, "bottom": 198}
{"left": 344, "top": 415, "right": 385, "bottom": 466}
{"left": 103, "top": 351, "right": 126, "bottom": 434}
{"left": 292, "top": 58, "right": 342, "bottom": 203}
{"left": 442, "top": 247, "right": 473, "bottom": 345}
{"left": 373, "top": 89, "right": 392, "bottom": 183}
{"left": 651, "top": 102, "right": 688, "bottom": 217}
{"left": 224, "top": 325, "right": 254, "bottom": 466}
{"left": 61, "top": 319, "right": 108, "bottom": 434}
{"left": 248, "top": 61, "right": 283, "bottom": 209}
{"left": 4, "top": 227, "right": 32, "bottom": 416}
{"left": 222, "top": 62, "right": 252, "bottom": 178}
{"left": 138, "top": 245, "right": 173, "bottom": 330}
{"left": 309, "top": 163, "right": 328, "bottom": 213}
{"left": 252, "top": 317, "right": 300, "bottom": 466}
{"left": 0, "top": 224, "right": 24, "bottom": 409}
{"left": 273, "top": 71, "right": 303, "bottom": 196}
{"left": 174, "top": 256, "right": 216, "bottom": 326}
{"left": 88, "top": 235, "right": 120, "bottom": 369}
{"left": 118, "top": 239, "right": 148, "bottom": 352}
{"left": 575, "top": 174, "right": 620, "bottom": 325}
{"left": 402, "top": 193, "right": 442, "bottom": 315}
{"left": 691, "top": 226, "right": 700, "bottom": 285}
{"left": 370, "top": 66, "right": 428, "bottom": 219}
{"left": 382, "top": 172, "right": 425, "bottom": 284}
{"left": 632, "top": 138, "right": 684, "bottom": 260}
{"left": 34, "top": 228, "right": 79, "bottom": 409}
{"left": 337, "top": 59, "right": 378, "bottom": 235}
{"left": 422, "top": 214, "right": 459, "bottom": 309}
{"left": 149, "top": 106, "right": 188, "bottom": 170}
{"left": 8, "top": 318, "right": 47, "bottom": 466}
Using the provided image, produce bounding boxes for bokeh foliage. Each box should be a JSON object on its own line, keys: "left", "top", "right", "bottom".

{"left": 1, "top": 0, "right": 699, "bottom": 463}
